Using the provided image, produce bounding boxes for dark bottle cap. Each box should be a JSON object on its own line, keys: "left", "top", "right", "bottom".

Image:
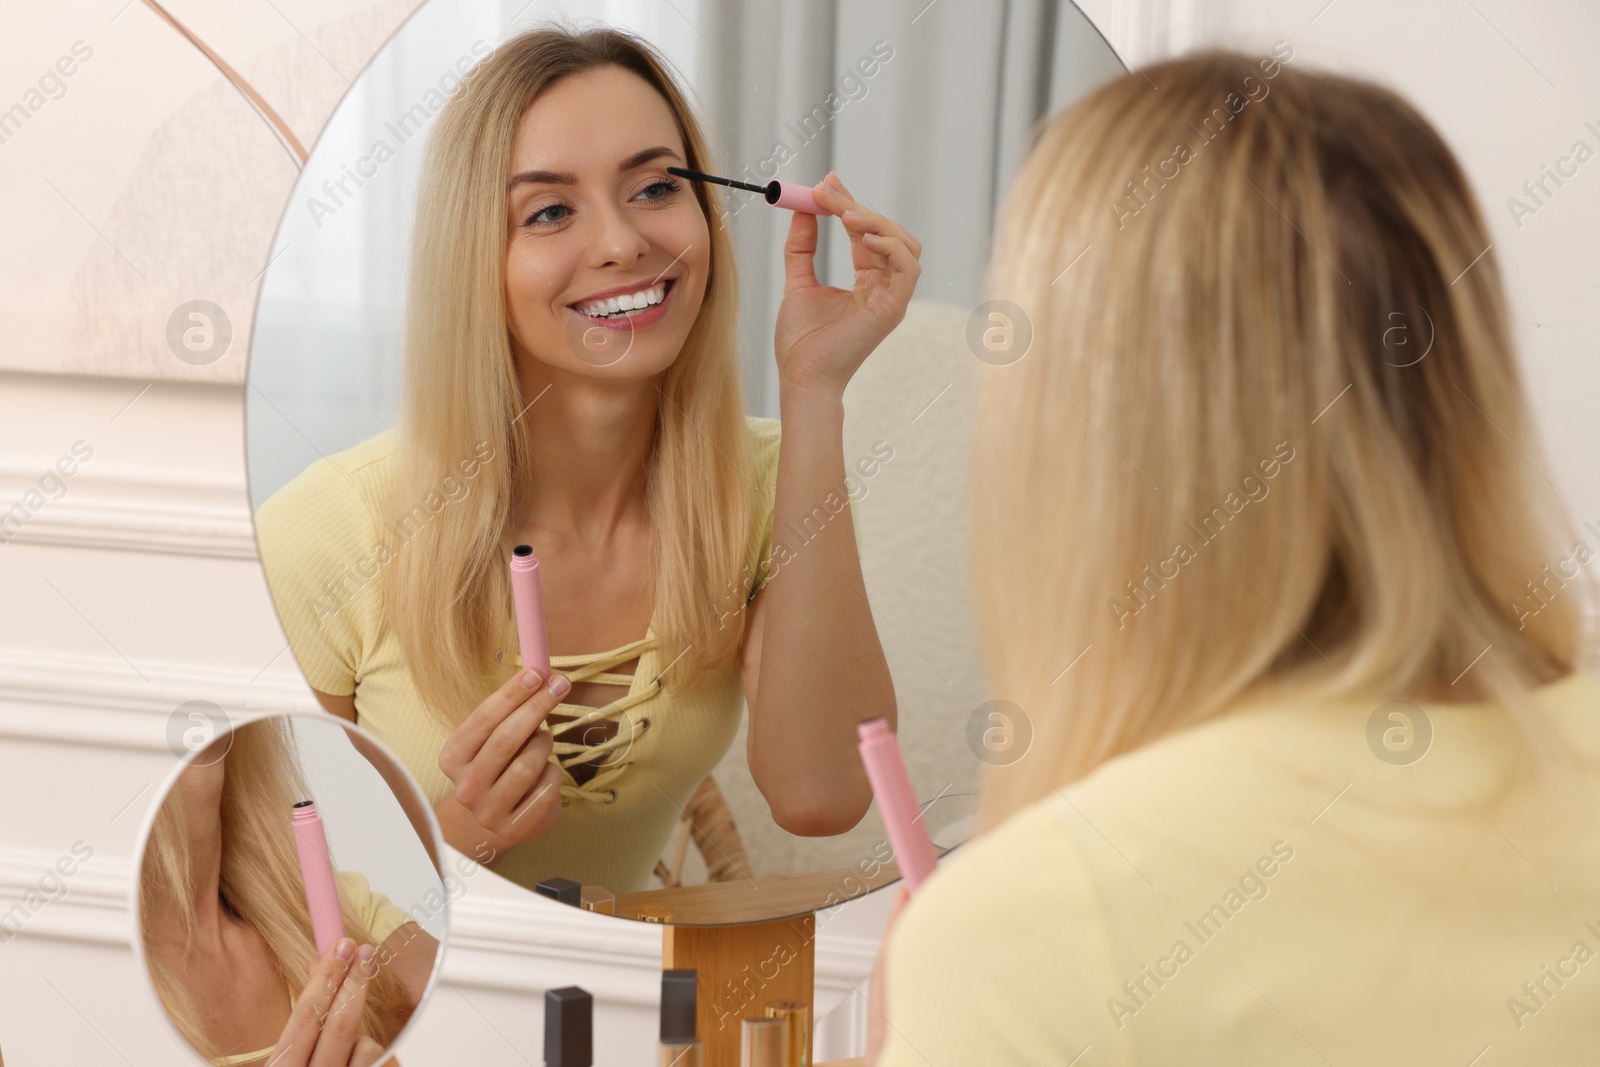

{"left": 660, "top": 968, "right": 698, "bottom": 1042}
{"left": 536, "top": 877, "right": 583, "bottom": 905}
{"left": 544, "top": 986, "right": 592, "bottom": 1067}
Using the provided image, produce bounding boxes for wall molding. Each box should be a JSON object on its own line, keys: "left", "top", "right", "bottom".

{"left": 0, "top": 463, "right": 257, "bottom": 560}
{"left": 0, "top": 647, "right": 316, "bottom": 752}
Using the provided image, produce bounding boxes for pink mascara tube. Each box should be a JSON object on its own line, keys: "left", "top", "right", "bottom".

{"left": 510, "top": 544, "right": 552, "bottom": 680}
{"left": 291, "top": 800, "right": 344, "bottom": 957}
{"left": 856, "top": 717, "right": 938, "bottom": 894}
{"left": 666, "top": 166, "right": 826, "bottom": 215}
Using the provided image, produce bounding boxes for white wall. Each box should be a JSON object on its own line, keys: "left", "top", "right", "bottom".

{"left": 1079, "top": 0, "right": 1600, "bottom": 558}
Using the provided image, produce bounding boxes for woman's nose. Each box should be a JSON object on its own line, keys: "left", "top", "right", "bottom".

{"left": 589, "top": 203, "right": 651, "bottom": 269}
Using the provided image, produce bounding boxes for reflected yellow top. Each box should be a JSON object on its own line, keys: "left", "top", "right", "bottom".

{"left": 876, "top": 671, "right": 1600, "bottom": 1065}
{"left": 212, "top": 870, "right": 415, "bottom": 1067}
{"left": 255, "top": 418, "right": 783, "bottom": 894}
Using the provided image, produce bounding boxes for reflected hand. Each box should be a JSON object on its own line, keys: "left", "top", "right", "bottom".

{"left": 437, "top": 668, "right": 568, "bottom": 856}
{"left": 273, "top": 937, "right": 387, "bottom": 1067}
{"left": 774, "top": 172, "right": 922, "bottom": 397}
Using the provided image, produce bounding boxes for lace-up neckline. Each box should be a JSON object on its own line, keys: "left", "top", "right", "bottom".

{"left": 544, "top": 633, "right": 662, "bottom": 805}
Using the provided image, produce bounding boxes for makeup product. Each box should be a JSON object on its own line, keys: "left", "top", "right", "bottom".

{"left": 856, "top": 718, "right": 938, "bottom": 894}
{"left": 510, "top": 544, "right": 552, "bottom": 680}
{"left": 291, "top": 800, "right": 345, "bottom": 957}
{"left": 740, "top": 1018, "right": 786, "bottom": 1067}
{"left": 636, "top": 905, "right": 674, "bottom": 923}
{"left": 666, "top": 166, "right": 824, "bottom": 215}
{"left": 763, "top": 1001, "right": 809, "bottom": 1067}
{"left": 658, "top": 968, "right": 703, "bottom": 1067}
{"left": 536, "top": 877, "right": 582, "bottom": 906}
{"left": 544, "top": 986, "right": 592, "bottom": 1067}
{"left": 579, "top": 885, "right": 616, "bottom": 915}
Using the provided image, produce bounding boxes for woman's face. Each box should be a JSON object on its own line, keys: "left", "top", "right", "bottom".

{"left": 503, "top": 65, "right": 712, "bottom": 378}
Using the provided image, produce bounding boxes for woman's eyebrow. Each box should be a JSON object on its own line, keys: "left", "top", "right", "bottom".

{"left": 507, "top": 146, "right": 684, "bottom": 190}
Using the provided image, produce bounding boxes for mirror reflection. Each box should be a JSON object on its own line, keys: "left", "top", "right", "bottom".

{"left": 246, "top": 0, "right": 1124, "bottom": 922}
{"left": 133, "top": 713, "right": 446, "bottom": 1066}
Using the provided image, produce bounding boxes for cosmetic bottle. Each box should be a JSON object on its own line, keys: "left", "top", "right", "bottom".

{"left": 290, "top": 800, "right": 344, "bottom": 957}
{"left": 510, "top": 544, "right": 552, "bottom": 679}
{"left": 544, "top": 986, "right": 592, "bottom": 1067}
{"left": 764, "top": 1001, "right": 809, "bottom": 1067}
{"left": 856, "top": 717, "right": 938, "bottom": 893}
{"left": 740, "top": 1017, "right": 786, "bottom": 1067}
{"left": 536, "top": 877, "right": 582, "bottom": 905}
{"left": 658, "top": 968, "right": 703, "bottom": 1067}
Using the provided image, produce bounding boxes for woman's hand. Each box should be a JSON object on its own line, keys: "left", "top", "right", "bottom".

{"left": 773, "top": 172, "right": 922, "bottom": 397}
{"left": 272, "top": 938, "right": 387, "bottom": 1067}
{"left": 864, "top": 887, "right": 911, "bottom": 1066}
{"left": 436, "top": 668, "right": 571, "bottom": 858}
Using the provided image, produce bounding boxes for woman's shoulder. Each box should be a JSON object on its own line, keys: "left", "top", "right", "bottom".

{"left": 879, "top": 797, "right": 1109, "bottom": 1063}
{"left": 255, "top": 429, "right": 400, "bottom": 545}
{"left": 334, "top": 868, "right": 414, "bottom": 944}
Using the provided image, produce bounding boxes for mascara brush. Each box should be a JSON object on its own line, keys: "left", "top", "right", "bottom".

{"left": 667, "top": 166, "right": 824, "bottom": 215}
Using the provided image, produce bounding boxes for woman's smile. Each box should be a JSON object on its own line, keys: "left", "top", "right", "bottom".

{"left": 567, "top": 276, "right": 678, "bottom": 332}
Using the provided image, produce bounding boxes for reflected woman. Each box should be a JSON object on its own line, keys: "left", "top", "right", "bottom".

{"left": 869, "top": 52, "right": 1600, "bottom": 1062}
{"left": 256, "top": 27, "right": 913, "bottom": 894}
{"left": 140, "top": 718, "right": 438, "bottom": 1066}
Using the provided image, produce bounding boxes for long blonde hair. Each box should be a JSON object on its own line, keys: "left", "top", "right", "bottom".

{"left": 385, "top": 26, "right": 754, "bottom": 728}
{"left": 972, "top": 51, "right": 1593, "bottom": 829}
{"left": 139, "top": 718, "right": 412, "bottom": 1059}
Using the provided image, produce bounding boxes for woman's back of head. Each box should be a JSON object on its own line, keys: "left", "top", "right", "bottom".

{"left": 972, "top": 49, "right": 1594, "bottom": 826}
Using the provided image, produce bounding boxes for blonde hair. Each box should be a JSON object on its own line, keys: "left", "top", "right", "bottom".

{"left": 385, "top": 26, "right": 754, "bottom": 728}
{"left": 139, "top": 719, "right": 412, "bottom": 1059}
{"left": 972, "top": 51, "right": 1594, "bottom": 830}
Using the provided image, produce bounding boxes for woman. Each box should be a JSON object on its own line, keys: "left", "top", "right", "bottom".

{"left": 256, "top": 28, "right": 916, "bottom": 892}
{"left": 869, "top": 52, "right": 1599, "bottom": 1063}
{"left": 139, "top": 718, "right": 438, "bottom": 1066}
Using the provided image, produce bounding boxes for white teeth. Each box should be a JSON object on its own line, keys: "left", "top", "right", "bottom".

{"left": 577, "top": 283, "right": 667, "bottom": 318}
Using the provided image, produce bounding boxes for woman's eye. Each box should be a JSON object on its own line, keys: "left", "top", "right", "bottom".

{"left": 635, "top": 178, "right": 681, "bottom": 203}
{"left": 525, "top": 202, "right": 570, "bottom": 227}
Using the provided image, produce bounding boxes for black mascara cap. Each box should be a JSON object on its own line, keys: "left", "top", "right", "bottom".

{"left": 543, "top": 986, "right": 592, "bottom": 1067}
{"left": 536, "top": 877, "right": 582, "bottom": 905}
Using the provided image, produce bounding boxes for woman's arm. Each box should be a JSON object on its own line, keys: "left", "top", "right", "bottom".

{"left": 744, "top": 173, "right": 918, "bottom": 837}
{"left": 377, "top": 922, "right": 440, "bottom": 1009}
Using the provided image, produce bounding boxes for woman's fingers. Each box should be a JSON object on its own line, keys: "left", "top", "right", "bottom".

{"left": 840, "top": 208, "right": 922, "bottom": 261}
{"left": 440, "top": 669, "right": 547, "bottom": 776}
{"left": 782, "top": 208, "right": 822, "bottom": 289}
{"left": 309, "top": 945, "right": 378, "bottom": 1067}
{"left": 348, "top": 1036, "right": 388, "bottom": 1067}
{"left": 446, "top": 671, "right": 567, "bottom": 811}
{"left": 480, "top": 725, "right": 556, "bottom": 821}
{"left": 276, "top": 939, "right": 358, "bottom": 1067}
{"left": 859, "top": 232, "right": 921, "bottom": 311}
{"left": 813, "top": 171, "right": 858, "bottom": 215}
{"left": 468, "top": 681, "right": 562, "bottom": 792}
{"left": 506, "top": 759, "right": 565, "bottom": 837}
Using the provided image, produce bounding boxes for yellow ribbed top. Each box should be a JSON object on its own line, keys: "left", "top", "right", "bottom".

{"left": 876, "top": 671, "right": 1600, "bottom": 1065}
{"left": 255, "top": 417, "right": 782, "bottom": 894}
{"left": 211, "top": 869, "right": 415, "bottom": 1066}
